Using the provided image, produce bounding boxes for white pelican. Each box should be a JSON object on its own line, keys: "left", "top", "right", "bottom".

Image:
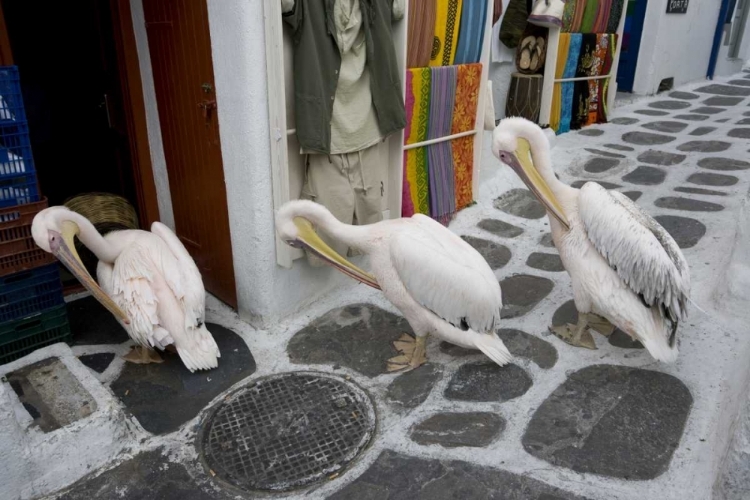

{"left": 275, "top": 200, "right": 512, "bottom": 371}
{"left": 492, "top": 117, "right": 690, "bottom": 362}
{"left": 31, "top": 206, "right": 220, "bottom": 372}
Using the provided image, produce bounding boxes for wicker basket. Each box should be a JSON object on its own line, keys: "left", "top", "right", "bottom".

{"left": 63, "top": 193, "right": 139, "bottom": 276}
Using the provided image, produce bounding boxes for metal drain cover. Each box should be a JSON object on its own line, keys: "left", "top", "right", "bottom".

{"left": 200, "top": 372, "right": 376, "bottom": 492}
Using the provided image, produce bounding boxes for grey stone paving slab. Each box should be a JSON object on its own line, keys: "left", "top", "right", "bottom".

{"left": 716, "top": 118, "right": 731, "bottom": 123}
{"left": 440, "top": 328, "right": 558, "bottom": 369}
{"left": 57, "top": 449, "right": 216, "bottom": 500}
{"left": 728, "top": 128, "right": 750, "bottom": 139}
{"left": 687, "top": 172, "right": 739, "bottom": 186}
{"left": 674, "top": 186, "right": 727, "bottom": 196}
{"left": 410, "top": 412, "right": 506, "bottom": 448}
{"left": 654, "top": 197, "right": 724, "bottom": 212}
{"left": 607, "top": 330, "right": 645, "bottom": 349}
{"left": 461, "top": 236, "right": 511, "bottom": 269}
{"left": 539, "top": 232, "right": 555, "bottom": 247}
{"left": 622, "top": 166, "right": 667, "bottom": 185}
{"left": 445, "top": 362, "right": 532, "bottom": 402}
{"left": 522, "top": 365, "right": 693, "bottom": 480}
{"left": 570, "top": 180, "right": 621, "bottom": 189}
{"left": 623, "top": 191, "right": 643, "bottom": 201}
{"left": 584, "top": 157, "right": 620, "bottom": 173}
{"left": 676, "top": 140, "right": 731, "bottom": 152}
{"left": 692, "top": 106, "right": 724, "bottom": 115}
{"left": 653, "top": 215, "right": 707, "bottom": 248}
{"left": 635, "top": 109, "right": 669, "bottom": 116}
{"left": 694, "top": 84, "right": 750, "bottom": 96}
{"left": 648, "top": 100, "right": 690, "bottom": 110}
{"left": 603, "top": 143, "right": 634, "bottom": 151}
{"left": 728, "top": 79, "right": 750, "bottom": 87}
{"left": 477, "top": 218, "right": 524, "bottom": 238}
{"left": 689, "top": 126, "right": 717, "bottom": 136}
{"left": 386, "top": 363, "right": 442, "bottom": 410}
{"left": 611, "top": 117, "right": 639, "bottom": 125}
{"left": 674, "top": 114, "right": 709, "bottom": 121}
{"left": 78, "top": 353, "right": 115, "bottom": 374}
{"left": 66, "top": 296, "right": 130, "bottom": 346}
{"left": 698, "top": 157, "right": 750, "bottom": 171}
{"left": 493, "top": 189, "right": 546, "bottom": 219}
{"left": 584, "top": 148, "right": 625, "bottom": 158}
{"left": 704, "top": 96, "right": 744, "bottom": 106}
{"left": 578, "top": 128, "right": 604, "bottom": 136}
{"left": 622, "top": 131, "right": 676, "bottom": 145}
{"left": 669, "top": 91, "right": 699, "bottom": 100}
{"left": 287, "top": 304, "right": 408, "bottom": 378}
{"left": 526, "top": 252, "right": 565, "bottom": 272}
{"left": 499, "top": 274, "right": 555, "bottom": 318}
{"left": 736, "top": 118, "right": 750, "bottom": 125}
{"left": 641, "top": 121, "right": 688, "bottom": 133}
{"left": 637, "top": 150, "right": 686, "bottom": 166}
{"left": 111, "top": 323, "right": 255, "bottom": 435}
{"left": 551, "top": 300, "right": 627, "bottom": 340}
{"left": 328, "top": 450, "right": 592, "bottom": 500}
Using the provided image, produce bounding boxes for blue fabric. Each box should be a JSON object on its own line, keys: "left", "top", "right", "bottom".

{"left": 454, "top": 0, "right": 488, "bottom": 64}
{"left": 560, "top": 33, "right": 582, "bottom": 134}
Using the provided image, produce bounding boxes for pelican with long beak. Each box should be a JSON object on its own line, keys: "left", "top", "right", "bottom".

{"left": 32, "top": 206, "right": 220, "bottom": 371}
{"left": 275, "top": 200, "right": 512, "bottom": 371}
{"left": 492, "top": 118, "right": 690, "bottom": 362}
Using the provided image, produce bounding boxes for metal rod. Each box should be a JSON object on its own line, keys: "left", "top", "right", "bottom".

{"left": 403, "top": 129, "right": 477, "bottom": 150}
{"left": 553, "top": 74, "right": 613, "bottom": 83}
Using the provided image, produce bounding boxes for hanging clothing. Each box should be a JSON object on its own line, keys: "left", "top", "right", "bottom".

{"left": 283, "top": 0, "right": 406, "bottom": 154}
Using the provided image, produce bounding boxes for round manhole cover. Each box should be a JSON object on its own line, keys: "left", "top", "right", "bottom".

{"left": 200, "top": 372, "right": 376, "bottom": 492}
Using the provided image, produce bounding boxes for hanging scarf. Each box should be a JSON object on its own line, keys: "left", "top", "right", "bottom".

{"left": 585, "top": 34, "right": 609, "bottom": 125}
{"left": 455, "top": 0, "right": 488, "bottom": 64}
{"left": 427, "top": 66, "right": 458, "bottom": 223}
{"left": 431, "top": 0, "right": 464, "bottom": 66}
{"left": 403, "top": 68, "right": 431, "bottom": 215}
{"left": 607, "top": 0, "right": 625, "bottom": 33}
{"left": 562, "top": 0, "right": 576, "bottom": 32}
{"left": 550, "top": 33, "right": 571, "bottom": 133}
{"left": 580, "top": 0, "right": 599, "bottom": 33}
{"left": 407, "top": 0, "right": 437, "bottom": 68}
{"left": 451, "top": 63, "right": 482, "bottom": 210}
{"left": 598, "top": 33, "right": 618, "bottom": 123}
{"left": 559, "top": 33, "right": 582, "bottom": 134}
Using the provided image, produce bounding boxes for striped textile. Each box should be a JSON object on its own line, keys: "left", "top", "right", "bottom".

{"left": 407, "top": 0, "right": 437, "bottom": 68}
{"left": 559, "top": 33, "right": 582, "bottom": 134}
{"left": 403, "top": 68, "right": 431, "bottom": 216}
{"left": 451, "top": 63, "right": 482, "bottom": 210}
{"left": 454, "top": 0, "right": 488, "bottom": 64}
{"left": 430, "top": 0, "right": 464, "bottom": 66}
{"left": 427, "top": 66, "right": 458, "bottom": 224}
{"left": 550, "top": 33, "right": 572, "bottom": 133}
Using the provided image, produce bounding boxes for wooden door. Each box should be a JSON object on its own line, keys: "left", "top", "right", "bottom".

{"left": 142, "top": 0, "right": 237, "bottom": 307}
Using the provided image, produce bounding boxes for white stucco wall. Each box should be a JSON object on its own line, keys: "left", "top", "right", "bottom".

{"left": 632, "top": 0, "right": 750, "bottom": 95}
{"left": 129, "top": 0, "right": 174, "bottom": 229}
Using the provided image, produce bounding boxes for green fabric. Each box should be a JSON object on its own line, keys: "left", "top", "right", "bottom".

{"left": 580, "top": 0, "right": 599, "bottom": 33}
{"left": 499, "top": 0, "right": 529, "bottom": 49}
{"left": 283, "top": 0, "right": 406, "bottom": 154}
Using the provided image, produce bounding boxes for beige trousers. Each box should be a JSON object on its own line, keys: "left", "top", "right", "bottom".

{"left": 301, "top": 142, "right": 386, "bottom": 265}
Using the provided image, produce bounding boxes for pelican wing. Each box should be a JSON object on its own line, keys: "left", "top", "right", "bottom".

{"left": 150, "top": 222, "right": 206, "bottom": 328}
{"left": 578, "top": 182, "right": 690, "bottom": 323}
{"left": 390, "top": 216, "right": 502, "bottom": 333}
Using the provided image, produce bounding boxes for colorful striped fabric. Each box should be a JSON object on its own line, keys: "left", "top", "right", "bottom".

{"left": 454, "top": 0, "right": 488, "bottom": 64}
{"left": 598, "top": 34, "right": 618, "bottom": 123}
{"left": 585, "top": 34, "right": 610, "bottom": 126}
{"left": 593, "top": 0, "right": 613, "bottom": 33}
{"left": 427, "top": 66, "right": 458, "bottom": 224}
{"left": 407, "top": 0, "right": 437, "bottom": 68}
{"left": 550, "top": 34, "right": 572, "bottom": 133}
{"left": 607, "top": 0, "right": 625, "bottom": 33}
{"left": 562, "top": 0, "right": 576, "bottom": 32}
{"left": 559, "top": 33, "right": 582, "bottom": 134}
{"left": 402, "top": 71, "right": 416, "bottom": 217}
{"left": 403, "top": 68, "right": 431, "bottom": 216}
{"left": 571, "top": 0, "right": 587, "bottom": 32}
{"left": 451, "top": 63, "right": 482, "bottom": 210}
{"left": 580, "top": 0, "right": 598, "bottom": 32}
{"left": 430, "top": 0, "right": 464, "bottom": 66}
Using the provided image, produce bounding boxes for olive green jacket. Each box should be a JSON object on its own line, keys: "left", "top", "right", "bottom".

{"left": 283, "top": 0, "right": 406, "bottom": 154}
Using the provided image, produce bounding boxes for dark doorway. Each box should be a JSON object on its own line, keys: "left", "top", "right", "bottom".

{"left": 616, "top": 0, "right": 648, "bottom": 93}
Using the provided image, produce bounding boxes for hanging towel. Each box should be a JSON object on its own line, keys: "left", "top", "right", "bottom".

{"left": 572, "top": 33, "right": 596, "bottom": 129}
{"left": 431, "top": 0, "right": 465, "bottom": 66}
{"left": 598, "top": 33, "right": 618, "bottom": 123}
{"left": 455, "top": 0, "right": 489, "bottom": 64}
{"left": 550, "top": 33, "right": 571, "bottom": 133}
{"left": 452, "top": 63, "right": 482, "bottom": 210}
{"left": 404, "top": 68, "right": 432, "bottom": 215}
{"left": 407, "top": 0, "right": 437, "bottom": 68}
{"left": 571, "top": 0, "right": 587, "bottom": 32}
{"left": 594, "top": 0, "right": 613, "bottom": 33}
{"left": 585, "top": 34, "right": 609, "bottom": 125}
{"left": 562, "top": 0, "right": 576, "bottom": 32}
{"left": 402, "top": 71, "right": 416, "bottom": 217}
{"left": 560, "top": 33, "right": 582, "bottom": 133}
{"left": 580, "top": 0, "right": 599, "bottom": 33}
{"left": 607, "top": 0, "right": 625, "bottom": 33}
{"left": 427, "top": 66, "right": 458, "bottom": 223}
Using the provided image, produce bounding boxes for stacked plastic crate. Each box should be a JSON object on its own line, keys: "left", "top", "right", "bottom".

{"left": 0, "top": 66, "right": 71, "bottom": 364}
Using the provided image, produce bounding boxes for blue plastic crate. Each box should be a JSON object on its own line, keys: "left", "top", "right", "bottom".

{"left": 0, "top": 174, "right": 39, "bottom": 208}
{"left": 0, "top": 264, "right": 64, "bottom": 323}
{"left": 0, "top": 66, "right": 27, "bottom": 124}
{"left": 0, "top": 304, "right": 70, "bottom": 364}
{"left": 0, "top": 121, "right": 35, "bottom": 182}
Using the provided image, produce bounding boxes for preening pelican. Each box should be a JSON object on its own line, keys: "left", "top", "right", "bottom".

{"left": 492, "top": 117, "right": 690, "bottom": 362}
{"left": 275, "top": 200, "right": 512, "bottom": 371}
{"left": 31, "top": 206, "right": 220, "bottom": 372}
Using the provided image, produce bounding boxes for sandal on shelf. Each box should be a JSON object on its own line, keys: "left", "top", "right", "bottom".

{"left": 518, "top": 35, "right": 536, "bottom": 71}
{"left": 529, "top": 36, "right": 545, "bottom": 71}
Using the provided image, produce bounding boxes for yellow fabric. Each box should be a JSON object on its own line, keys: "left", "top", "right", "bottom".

{"left": 430, "top": 0, "right": 464, "bottom": 66}
{"left": 550, "top": 34, "right": 570, "bottom": 133}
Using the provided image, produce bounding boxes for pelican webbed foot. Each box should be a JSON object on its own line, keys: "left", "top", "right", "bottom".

{"left": 585, "top": 313, "right": 616, "bottom": 337}
{"left": 387, "top": 333, "right": 428, "bottom": 372}
{"left": 549, "top": 315, "right": 597, "bottom": 350}
{"left": 124, "top": 345, "right": 164, "bottom": 365}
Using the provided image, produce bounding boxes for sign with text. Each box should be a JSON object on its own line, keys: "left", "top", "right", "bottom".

{"left": 667, "top": 0, "right": 689, "bottom": 14}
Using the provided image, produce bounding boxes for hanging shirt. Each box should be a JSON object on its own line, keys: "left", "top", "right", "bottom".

{"left": 282, "top": 0, "right": 407, "bottom": 154}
